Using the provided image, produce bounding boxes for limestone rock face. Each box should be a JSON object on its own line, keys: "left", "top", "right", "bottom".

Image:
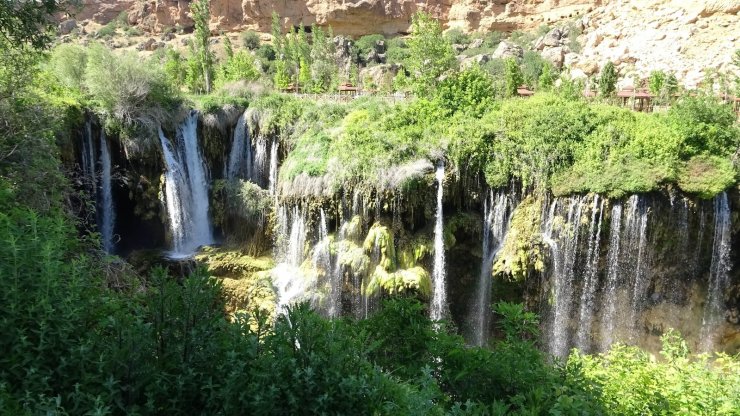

{"left": 66, "top": 0, "right": 600, "bottom": 36}
{"left": 62, "top": 0, "right": 739, "bottom": 89}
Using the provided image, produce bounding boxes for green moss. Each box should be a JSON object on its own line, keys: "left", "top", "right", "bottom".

{"left": 492, "top": 196, "right": 545, "bottom": 281}
{"left": 397, "top": 234, "right": 432, "bottom": 269}
{"left": 219, "top": 270, "right": 276, "bottom": 320}
{"left": 443, "top": 212, "right": 480, "bottom": 249}
{"left": 363, "top": 223, "right": 397, "bottom": 271}
{"left": 196, "top": 246, "right": 274, "bottom": 280}
{"left": 677, "top": 155, "right": 736, "bottom": 199}
{"left": 336, "top": 240, "right": 370, "bottom": 277}
{"left": 365, "top": 265, "right": 431, "bottom": 297}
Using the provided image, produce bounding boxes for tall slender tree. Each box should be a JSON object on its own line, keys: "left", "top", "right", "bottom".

{"left": 190, "top": 0, "right": 213, "bottom": 93}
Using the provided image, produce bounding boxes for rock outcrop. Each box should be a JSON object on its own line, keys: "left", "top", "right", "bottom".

{"left": 62, "top": 0, "right": 739, "bottom": 89}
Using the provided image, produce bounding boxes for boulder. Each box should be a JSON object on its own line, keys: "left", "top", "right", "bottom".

{"left": 542, "top": 27, "right": 564, "bottom": 48}
{"left": 469, "top": 38, "right": 484, "bottom": 49}
{"left": 359, "top": 64, "right": 400, "bottom": 91}
{"left": 460, "top": 54, "right": 491, "bottom": 69}
{"left": 492, "top": 41, "right": 523, "bottom": 60}
{"left": 58, "top": 19, "right": 77, "bottom": 35}
{"left": 542, "top": 47, "right": 565, "bottom": 69}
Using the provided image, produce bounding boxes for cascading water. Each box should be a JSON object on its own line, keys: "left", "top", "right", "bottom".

{"left": 430, "top": 164, "right": 448, "bottom": 321}
{"left": 273, "top": 205, "right": 311, "bottom": 314}
{"left": 98, "top": 130, "right": 115, "bottom": 253}
{"left": 81, "top": 120, "right": 97, "bottom": 192}
{"left": 268, "top": 139, "right": 279, "bottom": 196}
{"left": 159, "top": 111, "right": 214, "bottom": 256}
{"left": 471, "top": 191, "right": 513, "bottom": 346}
{"left": 253, "top": 137, "right": 267, "bottom": 185}
{"left": 598, "top": 195, "right": 651, "bottom": 349}
{"left": 700, "top": 192, "right": 732, "bottom": 352}
{"left": 575, "top": 195, "right": 604, "bottom": 351}
{"left": 544, "top": 196, "right": 586, "bottom": 358}
{"left": 226, "top": 111, "right": 252, "bottom": 180}
{"left": 626, "top": 195, "right": 650, "bottom": 339}
{"left": 313, "top": 208, "right": 337, "bottom": 316}
{"left": 600, "top": 202, "right": 623, "bottom": 350}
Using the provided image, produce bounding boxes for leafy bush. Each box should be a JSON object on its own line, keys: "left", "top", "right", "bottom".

{"left": 84, "top": 44, "right": 181, "bottom": 132}
{"left": 48, "top": 44, "right": 88, "bottom": 90}
{"left": 435, "top": 66, "right": 495, "bottom": 117}
{"left": 241, "top": 30, "right": 261, "bottom": 50}
{"left": 567, "top": 331, "right": 740, "bottom": 415}
{"left": 444, "top": 28, "right": 470, "bottom": 45}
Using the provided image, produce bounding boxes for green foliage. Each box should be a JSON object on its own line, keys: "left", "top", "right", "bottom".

{"left": 599, "top": 61, "right": 617, "bottom": 97}
{"left": 162, "top": 47, "right": 187, "bottom": 89}
{"left": 539, "top": 62, "right": 556, "bottom": 91}
{"left": 216, "top": 50, "right": 260, "bottom": 88}
{"left": 494, "top": 301, "right": 540, "bottom": 342}
{"left": 520, "top": 50, "right": 547, "bottom": 89}
{"left": 83, "top": 44, "right": 181, "bottom": 132}
{"left": 190, "top": 0, "right": 213, "bottom": 93}
{"left": 435, "top": 66, "right": 495, "bottom": 117}
{"left": 385, "top": 37, "right": 410, "bottom": 64}
{"left": 0, "top": 0, "right": 68, "bottom": 49}
{"left": 49, "top": 44, "right": 88, "bottom": 90}
{"left": 273, "top": 59, "right": 291, "bottom": 89}
{"left": 648, "top": 70, "right": 666, "bottom": 95}
{"left": 677, "top": 155, "right": 737, "bottom": 199}
{"left": 308, "top": 26, "right": 337, "bottom": 92}
{"left": 567, "top": 331, "right": 740, "bottom": 415}
{"left": 354, "top": 34, "right": 386, "bottom": 62}
{"left": 241, "top": 30, "right": 261, "bottom": 50}
{"left": 504, "top": 58, "right": 523, "bottom": 97}
{"left": 405, "top": 12, "right": 457, "bottom": 95}
{"left": 444, "top": 28, "right": 471, "bottom": 45}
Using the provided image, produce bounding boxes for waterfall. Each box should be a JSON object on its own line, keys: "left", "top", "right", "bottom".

{"left": 226, "top": 111, "right": 252, "bottom": 180}
{"left": 268, "top": 139, "right": 279, "bottom": 195}
{"left": 600, "top": 202, "right": 623, "bottom": 350}
{"left": 575, "top": 195, "right": 604, "bottom": 351}
{"left": 430, "top": 164, "right": 448, "bottom": 321}
{"left": 273, "top": 205, "right": 310, "bottom": 314}
{"left": 81, "top": 120, "right": 97, "bottom": 192}
{"left": 700, "top": 192, "right": 732, "bottom": 352}
{"left": 313, "top": 208, "right": 338, "bottom": 317}
{"left": 626, "top": 195, "right": 650, "bottom": 339}
{"left": 98, "top": 130, "right": 115, "bottom": 253}
{"left": 159, "top": 112, "right": 214, "bottom": 256}
{"left": 471, "top": 191, "right": 513, "bottom": 346}
{"left": 253, "top": 137, "right": 267, "bottom": 185}
{"left": 544, "top": 196, "right": 586, "bottom": 358}
{"left": 598, "top": 195, "right": 651, "bottom": 349}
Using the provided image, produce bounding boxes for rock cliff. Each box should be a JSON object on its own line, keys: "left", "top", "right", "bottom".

{"left": 62, "top": 0, "right": 739, "bottom": 88}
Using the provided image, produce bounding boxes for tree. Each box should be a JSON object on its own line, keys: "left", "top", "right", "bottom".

{"left": 405, "top": 12, "right": 456, "bottom": 95}
{"left": 539, "top": 62, "right": 556, "bottom": 91}
{"left": 274, "top": 60, "right": 290, "bottom": 89}
{"left": 435, "top": 66, "right": 495, "bottom": 116}
{"left": 504, "top": 58, "right": 523, "bottom": 97}
{"left": 271, "top": 12, "right": 283, "bottom": 58}
{"left": 190, "top": 0, "right": 213, "bottom": 93}
{"left": 242, "top": 30, "right": 261, "bottom": 50}
{"left": 223, "top": 35, "right": 234, "bottom": 59}
{"left": 0, "top": 0, "right": 69, "bottom": 50}
{"left": 298, "top": 58, "right": 311, "bottom": 91}
{"left": 309, "top": 26, "right": 338, "bottom": 92}
{"left": 598, "top": 61, "right": 617, "bottom": 98}
{"left": 648, "top": 70, "right": 665, "bottom": 96}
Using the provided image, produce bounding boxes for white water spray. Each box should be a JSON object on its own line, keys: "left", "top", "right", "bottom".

{"left": 430, "top": 164, "right": 447, "bottom": 321}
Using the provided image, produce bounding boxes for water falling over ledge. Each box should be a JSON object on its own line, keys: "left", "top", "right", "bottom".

{"left": 159, "top": 111, "right": 214, "bottom": 257}
{"left": 431, "top": 163, "right": 447, "bottom": 321}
